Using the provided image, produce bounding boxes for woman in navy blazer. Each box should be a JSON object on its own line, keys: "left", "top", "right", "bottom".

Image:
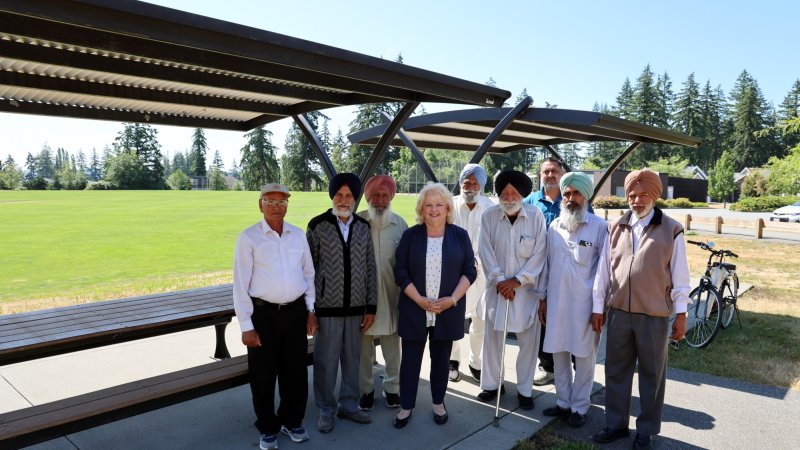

{"left": 393, "top": 183, "right": 477, "bottom": 428}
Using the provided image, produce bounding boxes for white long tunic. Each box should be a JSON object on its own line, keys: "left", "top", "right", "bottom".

{"left": 452, "top": 194, "right": 495, "bottom": 319}
{"left": 479, "top": 204, "right": 547, "bottom": 333}
{"left": 539, "top": 212, "right": 608, "bottom": 357}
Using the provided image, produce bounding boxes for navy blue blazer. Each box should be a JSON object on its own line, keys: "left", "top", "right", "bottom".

{"left": 394, "top": 223, "right": 477, "bottom": 341}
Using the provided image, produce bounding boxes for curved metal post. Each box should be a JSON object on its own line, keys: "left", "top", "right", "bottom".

{"left": 293, "top": 113, "right": 337, "bottom": 181}
{"left": 454, "top": 96, "right": 532, "bottom": 194}
{"left": 379, "top": 111, "right": 437, "bottom": 183}
{"left": 543, "top": 145, "right": 571, "bottom": 172}
{"left": 359, "top": 101, "right": 419, "bottom": 185}
{"left": 590, "top": 141, "right": 642, "bottom": 202}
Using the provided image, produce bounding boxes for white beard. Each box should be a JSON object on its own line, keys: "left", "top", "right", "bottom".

{"left": 461, "top": 190, "right": 478, "bottom": 204}
{"left": 367, "top": 205, "right": 391, "bottom": 228}
{"left": 500, "top": 200, "right": 522, "bottom": 216}
{"left": 332, "top": 201, "right": 353, "bottom": 219}
{"left": 560, "top": 202, "right": 587, "bottom": 233}
{"left": 631, "top": 203, "right": 654, "bottom": 219}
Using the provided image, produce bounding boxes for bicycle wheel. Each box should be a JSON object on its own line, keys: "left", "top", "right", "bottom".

{"left": 685, "top": 284, "right": 723, "bottom": 349}
{"left": 720, "top": 274, "right": 740, "bottom": 329}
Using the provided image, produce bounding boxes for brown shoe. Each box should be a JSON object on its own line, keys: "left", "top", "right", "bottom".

{"left": 337, "top": 408, "right": 372, "bottom": 424}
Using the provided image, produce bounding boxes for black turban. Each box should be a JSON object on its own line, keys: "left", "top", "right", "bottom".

{"left": 494, "top": 169, "right": 533, "bottom": 198}
{"left": 329, "top": 172, "right": 362, "bottom": 199}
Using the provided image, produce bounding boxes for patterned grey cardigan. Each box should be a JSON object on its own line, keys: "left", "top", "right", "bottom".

{"left": 306, "top": 209, "right": 377, "bottom": 317}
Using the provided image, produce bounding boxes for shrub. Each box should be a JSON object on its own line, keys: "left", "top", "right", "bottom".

{"left": 655, "top": 198, "right": 667, "bottom": 208}
{"left": 85, "top": 181, "right": 114, "bottom": 190}
{"left": 731, "top": 196, "right": 797, "bottom": 212}
{"left": 592, "top": 195, "right": 628, "bottom": 209}
{"left": 665, "top": 197, "right": 694, "bottom": 208}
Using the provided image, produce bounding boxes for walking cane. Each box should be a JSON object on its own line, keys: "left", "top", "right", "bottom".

{"left": 492, "top": 297, "right": 511, "bottom": 427}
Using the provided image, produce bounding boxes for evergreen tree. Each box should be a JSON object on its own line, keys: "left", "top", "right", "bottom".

{"left": 227, "top": 158, "right": 240, "bottom": 178}
{"left": 673, "top": 73, "right": 703, "bottom": 163}
{"left": 629, "top": 65, "right": 666, "bottom": 166}
{"left": 36, "top": 144, "right": 54, "bottom": 179}
{"left": 76, "top": 150, "right": 87, "bottom": 173}
{"left": 113, "top": 123, "right": 165, "bottom": 188}
{"left": 0, "top": 156, "right": 23, "bottom": 190}
{"left": 212, "top": 150, "right": 224, "bottom": 171}
{"left": 612, "top": 78, "right": 636, "bottom": 119}
{"left": 208, "top": 149, "right": 228, "bottom": 190}
{"left": 88, "top": 148, "right": 102, "bottom": 181}
{"left": 240, "top": 126, "right": 280, "bottom": 190}
{"left": 727, "top": 70, "right": 778, "bottom": 169}
{"left": 282, "top": 111, "right": 326, "bottom": 191}
{"left": 586, "top": 102, "right": 625, "bottom": 168}
{"left": 189, "top": 128, "right": 208, "bottom": 176}
{"left": 24, "top": 152, "right": 36, "bottom": 180}
{"left": 777, "top": 79, "right": 800, "bottom": 150}
{"left": 329, "top": 129, "right": 348, "bottom": 173}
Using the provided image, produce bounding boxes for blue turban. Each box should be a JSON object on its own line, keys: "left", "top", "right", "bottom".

{"left": 459, "top": 163, "right": 487, "bottom": 189}
{"left": 559, "top": 171, "right": 594, "bottom": 200}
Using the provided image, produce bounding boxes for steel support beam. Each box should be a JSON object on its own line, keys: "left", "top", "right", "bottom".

{"left": 292, "top": 114, "right": 337, "bottom": 181}
{"left": 591, "top": 141, "right": 642, "bottom": 202}
{"left": 379, "top": 111, "right": 437, "bottom": 183}
{"left": 359, "top": 102, "right": 419, "bottom": 184}
{"left": 543, "top": 145, "right": 571, "bottom": 172}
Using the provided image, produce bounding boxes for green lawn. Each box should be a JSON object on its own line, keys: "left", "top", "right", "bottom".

{"left": 0, "top": 190, "right": 419, "bottom": 310}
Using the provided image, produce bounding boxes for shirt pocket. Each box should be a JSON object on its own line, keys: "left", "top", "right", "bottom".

{"left": 516, "top": 235, "right": 536, "bottom": 258}
{"left": 572, "top": 244, "right": 593, "bottom": 267}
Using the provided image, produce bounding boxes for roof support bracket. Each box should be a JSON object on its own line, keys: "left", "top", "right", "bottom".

{"left": 292, "top": 114, "right": 337, "bottom": 181}
{"left": 591, "top": 141, "right": 642, "bottom": 202}
{"left": 358, "top": 101, "right": 419, "bottom": 184}
{"left": 379, "top": 111, "right": 437, "bottom": 183}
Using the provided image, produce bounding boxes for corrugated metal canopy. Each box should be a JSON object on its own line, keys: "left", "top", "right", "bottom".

{"left": 348, "top": 107, "right": 702, "bottom": 151}
{"left": 0, "top": 0, "right": 510, "bottom": 131}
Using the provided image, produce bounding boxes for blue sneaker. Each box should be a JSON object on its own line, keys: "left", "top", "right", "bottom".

{"left": 280, "top": 425, "right": 310, "bottom": 443}
{"left": 260, "top": 433, "right": 278, "bottom": 450}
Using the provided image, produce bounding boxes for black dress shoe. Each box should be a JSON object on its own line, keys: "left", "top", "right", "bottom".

{"left": 433, "top": 405, "right": 448, "bottom": 425}
{"left": 542, "top": 405, "right": 571, "bottom": 417}
{"left": 358, "top": 390, "right": 374, "bottom": 411}
{"left": 517, "top": 393, "right": 534, "bottom": 410}
{"left": 592, "top": 427, "right": 630, "bottom": 444}
{"left": 568, "top": 411, "right": 586, "bottom": 428}
{"left": 469, "top": 365, "right": 481, "bottom": 381}
{"left": 632, "top": 433, "right": 652, "bottom": 450}
{"left": 393, "top": 410, "right": 412, "bottom": 429}
{"left": 477, "top": 385, "right": 506, "bottom": 402}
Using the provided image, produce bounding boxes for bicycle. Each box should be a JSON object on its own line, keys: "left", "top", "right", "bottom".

{"left": 683, "top": 240, "right": 739, "bottom": 349}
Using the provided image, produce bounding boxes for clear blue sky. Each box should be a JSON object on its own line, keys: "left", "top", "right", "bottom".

{"left": 2, "top": 0, "right": 798, "bottom": 169}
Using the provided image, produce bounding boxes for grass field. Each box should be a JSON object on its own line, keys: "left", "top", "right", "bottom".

{"left": 0, "top": 190, "right": 419, "bottom": 312}
{"left": 2, "top": 191, "right": 798, "bottom": 390}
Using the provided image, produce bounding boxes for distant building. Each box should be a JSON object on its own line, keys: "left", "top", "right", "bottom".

{"left": 583, "top": 169, "right": 708, "bottom": 202}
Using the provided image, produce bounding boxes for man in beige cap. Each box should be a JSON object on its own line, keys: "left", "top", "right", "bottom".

{"left": 591, "top": 169, "right": 690, "bottom": 450}
{"left": 233, "top": 183, "right": 317, "bottom": 449}
{"left": 356, "top": 175, "right": 408, "bottom": 410}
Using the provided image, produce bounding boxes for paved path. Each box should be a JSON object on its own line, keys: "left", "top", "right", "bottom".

{"left": 2, "top": 317, "right": 798, "bottom": 450}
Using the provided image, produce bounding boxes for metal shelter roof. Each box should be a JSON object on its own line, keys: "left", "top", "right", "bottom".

{"left": 0, "top": 0, "right": 510, "bottom": 131}
{"left": 348, "top": 107, "right": 703, "bottom": 151}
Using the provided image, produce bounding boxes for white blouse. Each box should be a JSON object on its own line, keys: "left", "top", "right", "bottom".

{"left": 425, "top": 236, "right": 444, "bottom": 327}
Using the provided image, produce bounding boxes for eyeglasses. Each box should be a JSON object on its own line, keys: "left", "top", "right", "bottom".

{"left": 261, "top": 199, "right": 288, "bottom": 207}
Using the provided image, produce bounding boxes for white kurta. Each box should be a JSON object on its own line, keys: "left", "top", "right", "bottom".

{"left": 452, "top": 194, "right": 495, "bottom": 319}
{"left": 479, "top": 204, "right": 547, "bottom": 333}
{"left": 539, "top": 212, "right": 608, "bottom": 357}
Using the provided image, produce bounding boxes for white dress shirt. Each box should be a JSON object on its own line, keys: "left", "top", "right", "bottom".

{"left": 453, "top": 194, "right": 495, "bottom": 318}
{"left": 335, "top": 211, "right": 354, "bottom": 242}
{"left": 592, "top": 208, "right": 690, "bottom": 315}
{"left": 233, "top": 219, "right": 315, "bottom": 332}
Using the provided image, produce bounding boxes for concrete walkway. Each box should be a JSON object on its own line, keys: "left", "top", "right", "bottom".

{"left": 1, "top": 318, "right": 797, "bottom": 450}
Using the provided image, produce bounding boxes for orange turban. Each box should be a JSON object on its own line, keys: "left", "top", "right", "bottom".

{"left": 364, "top": 175, "right": 397, "bottom": 202}
{"left": 624, "top": 169, "right": 662, "bottom": 201}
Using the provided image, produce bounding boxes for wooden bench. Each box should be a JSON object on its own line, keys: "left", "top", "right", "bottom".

{"left": 0, "top": 284, "right": 318, "bottom": 448}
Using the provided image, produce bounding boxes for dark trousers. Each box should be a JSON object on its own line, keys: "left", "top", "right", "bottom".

{"left": 604, "top": 308, "right": 669, "bottom": 436}
{"left": 399, "top": 327, "right": 453, "bottom": 409}
{"left": 538, "top": 324, "right": 554, "bottom": 372}
{"left": 248, "top": 298, "right": 308, "bottom": 435}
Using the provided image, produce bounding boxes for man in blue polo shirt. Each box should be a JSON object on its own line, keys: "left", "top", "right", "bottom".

{"left": 522, "top": 157, "right": 564, "bottom": 386}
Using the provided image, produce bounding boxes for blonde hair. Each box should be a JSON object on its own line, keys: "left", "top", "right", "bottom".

{"left": 414, "top": 182, "right": 455, "bottom": 224}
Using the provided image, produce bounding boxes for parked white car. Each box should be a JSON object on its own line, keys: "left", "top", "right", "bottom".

{"left": 769, "top": 201, "right": 800, "bottom": 223}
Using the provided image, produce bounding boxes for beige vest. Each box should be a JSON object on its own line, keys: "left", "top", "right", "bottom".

{"left": 608, "top": 208, "right": 683, "bottom": 317}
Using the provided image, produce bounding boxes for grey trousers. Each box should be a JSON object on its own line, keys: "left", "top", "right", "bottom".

{"left": 313, "top": 316, "right": 363, "bottom": 417}
{"left": 604, "top": 308, "right": 669, "bottom": 436}
{"left": 359, "top": 332, "right": 401, "bottom": 395}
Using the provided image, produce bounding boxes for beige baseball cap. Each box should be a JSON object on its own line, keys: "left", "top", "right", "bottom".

{"left": 260, "top": 183, "right": 291, "bottom": 197}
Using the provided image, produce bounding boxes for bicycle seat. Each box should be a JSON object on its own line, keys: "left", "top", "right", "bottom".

{"left": 712, "top": 262, "right": 736, "bottom": 271}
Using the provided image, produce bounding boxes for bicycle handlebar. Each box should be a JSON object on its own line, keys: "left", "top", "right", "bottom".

{"left": 686, "top": 240, "right": 737, "bottom": 258}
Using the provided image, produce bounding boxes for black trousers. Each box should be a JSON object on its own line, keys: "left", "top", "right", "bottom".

{"left": 399, "top": 327, "right": 453, "bottom": 409}
{"left": 248, "top": 297, "right": 308, "bottom": 434}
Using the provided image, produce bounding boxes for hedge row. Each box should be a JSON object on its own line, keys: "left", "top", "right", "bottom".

{"left": 592, "top": 196, "right": 707, "bottom": 209}
{"left": 731, "top": 196, "right": 798, "bottom": 212}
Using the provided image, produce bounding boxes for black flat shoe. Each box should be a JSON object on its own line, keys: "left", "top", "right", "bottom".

{"left": 632, "top": 433, "right": 652, "bottom": 450}
{"left": 393, "top": 410, "right": 412, "bottom": 429}
{"left": 433, "top": 405, "right": 448, "bottom": 425}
